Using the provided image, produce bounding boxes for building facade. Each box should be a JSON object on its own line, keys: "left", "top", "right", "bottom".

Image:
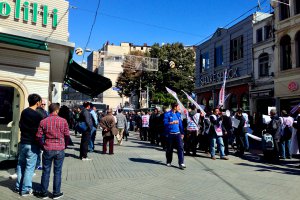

{"left": 0, "top": 0, "right": 74, "bottom": 159}
{"left": 250, "top": 13, "right": 276, "bottom": 115}
{"left": 273, "top": 0, "right": 300, "bottom": 113}
{"left": 87, "top": 42, "right": 151, "bottom": 109}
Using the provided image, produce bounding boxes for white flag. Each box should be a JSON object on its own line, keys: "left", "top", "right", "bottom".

{"left": 218, "top": 69, "right": 227, "bottom": 107}
{"left": 182, "top": 90, "right": 206, "bottom": 115}
{"left": 166, "top": 87, "right": 188, "bottom": 118}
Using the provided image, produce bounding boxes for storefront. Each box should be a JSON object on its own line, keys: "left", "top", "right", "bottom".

{"left": 275, "top": 76, "right": 300, "bottom": 116}
{"left": 0, "top": 0, "right": 74, "bottom": 160}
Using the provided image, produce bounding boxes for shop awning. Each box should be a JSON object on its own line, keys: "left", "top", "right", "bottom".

{"left": 0, "top": 33, "right": 48, "bottom": 51}
{"left": 65, "top": 59, "right": 112, "bottom": 97}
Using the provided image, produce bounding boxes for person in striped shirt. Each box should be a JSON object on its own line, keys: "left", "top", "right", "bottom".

{"left": 185, "top": 105, "right": 203, "bottom": 156}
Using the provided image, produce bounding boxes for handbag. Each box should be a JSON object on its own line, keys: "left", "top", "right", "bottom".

{"left": 78, "top": 122, "right": 88, "bottom": 132}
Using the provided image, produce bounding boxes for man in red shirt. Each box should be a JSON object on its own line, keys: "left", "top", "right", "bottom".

{"left": 35, "top": 103, "right": 70, "bottom": 199}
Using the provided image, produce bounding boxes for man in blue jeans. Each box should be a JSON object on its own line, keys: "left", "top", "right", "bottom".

{"left": 35, "top": 103, "right": 70, "bottom": 199}
{"left": 209, "top": 108, "right": 229, "bottom": 160}
{"left": 164, "top": 103, "right": 186, "bottom": 169}
{"left": 16, "top": 94, "right": 43, "bottom": 196}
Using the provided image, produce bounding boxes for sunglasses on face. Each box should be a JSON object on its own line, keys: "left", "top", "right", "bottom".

{"left": 41, "top": 104, "right": 46, "bottom": 106}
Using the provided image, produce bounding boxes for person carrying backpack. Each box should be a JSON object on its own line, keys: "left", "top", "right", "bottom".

{"left": 279, "top": 110, "right": 294, "bottom": 159}
{"left": 266, "top": 109, "right": 281, "bottom": 161}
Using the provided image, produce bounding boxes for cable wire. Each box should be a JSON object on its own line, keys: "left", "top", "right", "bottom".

{"left": 81, "top": 0, "right": 101, "bottom": 64}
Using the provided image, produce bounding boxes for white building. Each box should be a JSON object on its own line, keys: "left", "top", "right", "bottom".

{"left": 250, "top": 13, "right": 276, "bottom": 114}
{"left": 87, "top": 42, "right": 151, "bottom": 109}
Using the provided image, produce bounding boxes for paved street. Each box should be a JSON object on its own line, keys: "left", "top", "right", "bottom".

{"left": 0, "top": 131, "right": 300, "bottom": 200}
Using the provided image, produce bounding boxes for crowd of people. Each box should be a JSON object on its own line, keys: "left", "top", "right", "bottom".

{"left": 13, "top": 93, "right": 300, "bottom": 198}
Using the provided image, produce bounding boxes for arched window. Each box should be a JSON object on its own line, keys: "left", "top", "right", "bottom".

{"left": 280, "top": 35, "right": 292, "bottom": 70}
{"left": 258, "top": 53, "right": 269, "bottom": 77}
{"left": 230, "top": 94, "right": 238, "bottom": 112}
{"left": 296, "top": 31, "right": 300, "bottom": 68}
{"left": 279, "top": 0, "right": 290, "bottom": 21}
{"left": 241, "top": 94, "right": 249, "bottom": 111}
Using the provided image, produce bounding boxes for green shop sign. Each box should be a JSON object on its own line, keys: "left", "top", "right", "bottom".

{"left": 0, "top": 0, "right": 58, "bottom": 28}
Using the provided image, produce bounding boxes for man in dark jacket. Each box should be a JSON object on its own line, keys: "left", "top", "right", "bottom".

{"left": 15, "top": 94, "right": 43, "bottom": 196}
{"left": 222, "top": 110, "right": 233, "bottom": 156}
{"left": 79, "top": 102, "right": 93, "bottom": 160}
{"left": 233, "top": 109, "right": 246, "bottom": 156}
{"left": 266, "top": 109, "right": 281, "bottom": 161}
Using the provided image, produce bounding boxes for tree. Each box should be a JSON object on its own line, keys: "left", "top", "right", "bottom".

{"left": 116, "top": 43, "right": 195, "bottom": 105}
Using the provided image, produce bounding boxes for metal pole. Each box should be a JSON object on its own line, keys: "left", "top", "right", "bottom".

{"left": 139, "top": 76, "right": 142, "bottom": 108}
{"left": 146, "top": 86, "right": 149, "bottom": 108}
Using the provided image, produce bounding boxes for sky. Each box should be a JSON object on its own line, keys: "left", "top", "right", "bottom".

{"left": 68, "top": 0, "right": 273, "bottom": 62}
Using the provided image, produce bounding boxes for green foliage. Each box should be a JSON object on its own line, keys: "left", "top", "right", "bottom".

{"left": 116, "top": 43, "right": 195, "bottom": 105}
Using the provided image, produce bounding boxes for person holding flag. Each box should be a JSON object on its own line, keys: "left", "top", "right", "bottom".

{"left": 164, "top": 103, "right": 186, "bottom": 169}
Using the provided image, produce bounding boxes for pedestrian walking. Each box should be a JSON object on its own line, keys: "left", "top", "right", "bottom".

{"left": 35, "top": 103, "right": 70, "bottom": 199}
{"left": 116, "top": 109, "right": 127, "bottom": 145}
{"left": 164, "top": 103, "right": 186, "bottom": 169}
{"left": 266, "top": 109, "right": 281, "bottom": 161}
{"left": 141, "top": 111, "right": 150, "bottom": 141}
{"left": 89, "top": 104, "right": 98, "bottom": 152}
{"left": 233, "top": 109, "right": 246, "bottom": 157}
{"left": 79, "top": 102, "right": 93, "bottom": 161}
{"left": 15, "top": 94, "right": 43, "bottom": 196}
{"left": 99, "top": 109, "right": 116, "bottom": 154}
{"left": 279, "top": 110, "right": 294, "bottom": 159}
{"left": 293, "top": 106, "right": 300, "bottom": 167}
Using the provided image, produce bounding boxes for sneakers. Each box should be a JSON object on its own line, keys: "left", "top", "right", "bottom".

{"left": 21, "top": 189, "right": 33, "bottom": 196}
{"left": 166, "top": 163, "right": 171, "bottom": 167}
{"left": 9, "top": 173, "right": 17, "bottom": 180}
{"left": 34, "top": 191, "right": 48, "bottom": 199}
{"left": 179, "top": 164, "right": 186, "bottom": 170}
{"left": 211, "top": 156, "right": 216, "bottom": 160}
{"left": 53, "top": 192, "right": 64, "bottom": 199}
{"left": 81, "top": 157, "right": 92, "bottom": 161}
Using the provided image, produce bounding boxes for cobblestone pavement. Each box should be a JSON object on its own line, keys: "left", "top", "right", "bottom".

{"left": 0, "top": 131, "right": 299, "bottom": 200}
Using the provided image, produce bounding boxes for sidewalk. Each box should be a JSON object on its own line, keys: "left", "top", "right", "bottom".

{"left": 0, "top": 131, "right": 299, "bottom": 200}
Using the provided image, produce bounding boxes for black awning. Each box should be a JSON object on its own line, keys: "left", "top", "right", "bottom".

{"left": 65, "top": 59, "right": 112, "bottom": 97}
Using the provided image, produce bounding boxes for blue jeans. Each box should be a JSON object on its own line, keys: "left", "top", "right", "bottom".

{"left": 41, "top": 150, "right": 65, "bottom": 195}
{"left": 166, "top": 134, "right": 184, "bottom": 165}
{"left": 280, "top": 139, "right": 291, "bottom": 158}
{"left": 244, "top": 132, "right": 249, "bottom": 150}
{"left": 16, "top": 144, "right": 39, "bottom": 194}
{"left": 88, "top": 127, "right": 97, "bottom": 151}
{"left": 210, "top": 134, "right": 225, "bottom": 158}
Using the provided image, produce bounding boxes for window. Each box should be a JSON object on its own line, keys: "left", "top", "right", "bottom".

{"left": 258, "top": 53, "right": 269, "bottom": 77}
{"left": 215, "top": 46, "right": 223, "bottom": 67}
{"left": 280, "top": 35, "right": 292, "bottom": 70}
{"left": 200, "top": 52, "right": 210, "bottom": 72}
{"left": 264, "top": 25, "right": 272, "bottom": 40}
{"left": 295, "top": 0, "right": 300, "bottom": 15}
{"left": 230, "top": 94, "right": 238, "bottom": 111}
{"left": 256, "top": 28, "right": 263, "bottom": 43}
{"left": 230, "top": 35, "right": 243, "bottom": 62}
{"left": 296, "top": 32, "right": 300, "bottom": 68}
{"left": 241, "top": 94, "right": 249, "bottom": 111}
{"left": 279, "top": 0, "right": 290, "bottom": 21}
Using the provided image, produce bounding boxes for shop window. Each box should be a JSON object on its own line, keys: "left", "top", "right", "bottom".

{"left": 200, "top": 52, "right": 210, "bottom": 72}
{"left": 230, "top": 35, "right": 243, "bottom": 62}
{"left": 279, "top": 0, "right": 290, "bottom": 21}
{"left": 214, "top": 46, "right": 223, "bottom": 67}
{"left": 230, "top": 94, "right": 238, "bottom": 111}
{"left": 295, "top": 0, "right": 300, "bottom": 15}
{"left": 258, "top": 53, "right": 269, "bottom": 77}
{"left": 241, "top": 94, "right": 249, "bottom": 111}
{"left": 296, "top": 32, "right": 300, "bottom": 68}
{"left": 280, "top": 35, "right": 292, "bottom": 70}
{"left": 256, "top": 28, "right": 263, "bottom": 43}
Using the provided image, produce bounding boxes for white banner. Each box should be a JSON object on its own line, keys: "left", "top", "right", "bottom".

{"left": 166, "top": 87, "right": 188, "bottom": 118}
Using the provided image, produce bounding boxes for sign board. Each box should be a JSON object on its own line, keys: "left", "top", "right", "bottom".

{"left": 200, "top": 68, "right": 239, "bottom": 86}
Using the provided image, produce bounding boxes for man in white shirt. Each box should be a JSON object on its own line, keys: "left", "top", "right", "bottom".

{"left": 141, "top": 112, "right": 150, "bottom": 141}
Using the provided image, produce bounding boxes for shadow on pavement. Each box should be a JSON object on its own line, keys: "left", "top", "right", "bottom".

{"left": 129, "top": 158, "right": 165, "bottom": 166}
{"left": 236, "top": 162, "right": 300, "bottom": 175}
